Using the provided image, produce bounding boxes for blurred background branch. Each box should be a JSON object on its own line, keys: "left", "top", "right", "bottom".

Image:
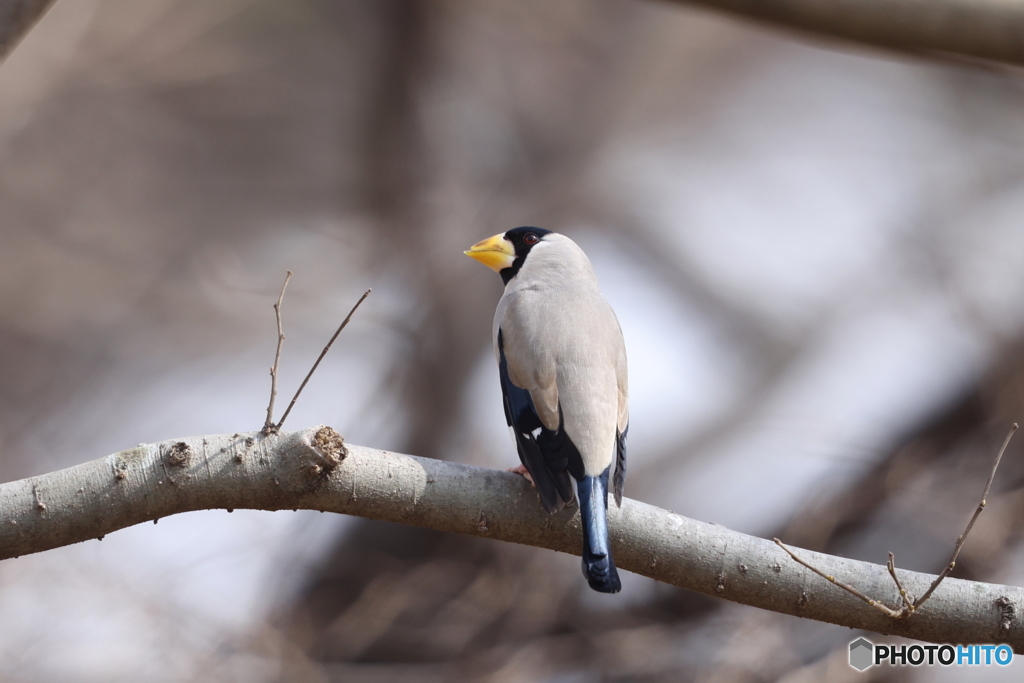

{"left": 671, "top": 0, "right": 1024, "bottom": 66}
{"left": 0, "top": 0, "right": 54, "bottom": 62}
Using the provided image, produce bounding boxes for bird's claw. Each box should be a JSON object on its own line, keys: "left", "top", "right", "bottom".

{"left": 506, "top": 464, "right": 536, "bottom": 487}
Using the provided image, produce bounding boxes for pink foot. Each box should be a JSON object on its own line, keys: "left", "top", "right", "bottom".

{"left": 506, "top": 464, "right": 536, "bottom": 487}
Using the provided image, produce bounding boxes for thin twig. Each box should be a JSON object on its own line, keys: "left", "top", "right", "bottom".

{"left": 911, "top": 422, "right": 1018, "bottom": 609}
{"left": 773, "top": 538, "right": 902, "bottom": 617}
{"left": 262, "top": 271, "right": 292, "bottom": 435}
{"left": 887, "top": 552, "right": 915, "bottom": 613}
{"left": 275, "top": 289, "right": 371, "bottom": 431}
{"left": 779, "top": 423, "right": 1018, "bottom": 621}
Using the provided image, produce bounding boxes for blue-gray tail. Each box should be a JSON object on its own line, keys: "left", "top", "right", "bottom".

{"left": 577, "top": 467, "right": 621, "bottom": 593}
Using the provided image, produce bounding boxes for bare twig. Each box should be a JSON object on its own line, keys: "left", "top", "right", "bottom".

{"left": 262, "top": 271, "right": 292, "bottom": 435}
{"left": 774, "top": 538, "right": 902, "bottom": 617}
{"left": 778, "top": 423, "right": 1018, "bottom": 620}
{"left": 911, "top": 422, "right": 1018, "bottom": 609}
{"left": 887, "top": 552, "right": 915, "bottom": 612}
{"left": 275, "top": 289, "right": 371, "bottom": 431}
{"left": 0, "top": 0, "right": 57, "bottom": 63}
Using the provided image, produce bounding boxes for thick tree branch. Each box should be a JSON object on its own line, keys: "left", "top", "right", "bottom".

{"left": 667, "top": 0, "right": 1024, "bottom": 67}
{"left": 0, "top": 0, "right": 55, "bottom": 63}
{"left": 1, "top": 426, "right": 1021, "bottom": 649}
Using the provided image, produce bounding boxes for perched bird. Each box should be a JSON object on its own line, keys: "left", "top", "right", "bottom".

{"left": 465, "top": 227, "right": 628, "bottom": 593}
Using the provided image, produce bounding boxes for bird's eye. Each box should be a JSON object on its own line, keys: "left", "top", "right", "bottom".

{"left": 523, "top": 233, "right": 539, "bottom": 245}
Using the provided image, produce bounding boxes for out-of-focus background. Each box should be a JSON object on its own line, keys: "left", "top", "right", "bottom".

{"left": 3, "top": 0, "right": 1024, "bottom": 681}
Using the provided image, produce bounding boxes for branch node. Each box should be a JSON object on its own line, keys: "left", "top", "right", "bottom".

{"left": 997, "top": 596, "right": 1016, "bottom": 632}
{"left": 165, "top": 442, "right": 192, "bottom": 467}
{"left": 311, "top": 426, "right": 347, "bottom": 470}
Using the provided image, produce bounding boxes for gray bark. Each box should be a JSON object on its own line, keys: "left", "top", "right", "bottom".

{"left": 668, "top": 0, "right": 1024, "bottom": 65}
{"left": 0, "top": 426, "right": 1021, "bottom": 650}
{"left": 0, "top": 0, "right": 55, "bottom": 62}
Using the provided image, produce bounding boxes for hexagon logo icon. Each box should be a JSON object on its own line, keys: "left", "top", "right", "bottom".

{"left": 849, "top": 638, "right": 874, "bottom": 671}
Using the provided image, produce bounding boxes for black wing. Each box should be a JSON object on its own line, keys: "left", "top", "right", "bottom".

{"left": 497, "top": 329, "right": 577, "bottom": 513}
{"left": 613, "top": 424, "right": 627, "bottom": 507}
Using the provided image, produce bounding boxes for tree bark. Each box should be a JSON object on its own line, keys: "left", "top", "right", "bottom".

{"left": 0, "top": 425, "right": 1021, "bottom": 649}
{"left": 667, "top": 0, "right": 1024, "bottom": 66}
{"left": 0, "top": 0, "right": 55, "bottom": 63}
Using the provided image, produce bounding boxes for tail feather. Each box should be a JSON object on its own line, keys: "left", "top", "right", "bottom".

{"left": 577, "top": 467, "right": 621, "bottom": 593}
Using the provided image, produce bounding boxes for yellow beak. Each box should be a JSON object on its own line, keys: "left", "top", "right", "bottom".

{"left": 464, "top": 233, "right": 515, "bottom": 273}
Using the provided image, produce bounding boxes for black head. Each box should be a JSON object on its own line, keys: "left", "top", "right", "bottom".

{"left": 500, "top": 227, "right": 553, "bottom": 284}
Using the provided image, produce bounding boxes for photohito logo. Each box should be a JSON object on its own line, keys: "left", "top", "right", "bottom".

{"left": 849, "top": 637, "right": 1013, "bottom": 670}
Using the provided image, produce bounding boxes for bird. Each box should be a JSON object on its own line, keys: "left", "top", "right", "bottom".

{"left": 465, "top": 227, "right": 628, "bottom": 593}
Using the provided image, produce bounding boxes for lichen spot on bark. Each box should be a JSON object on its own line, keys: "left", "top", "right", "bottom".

{"left": 111, "top": 445, "right": 148, "bottom": 480}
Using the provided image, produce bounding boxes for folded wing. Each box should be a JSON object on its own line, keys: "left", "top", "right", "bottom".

{"left": 497, "top": 329, "right": 578, "bottom": 513}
